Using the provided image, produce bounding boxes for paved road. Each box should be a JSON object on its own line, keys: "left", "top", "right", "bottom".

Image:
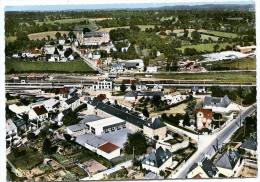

{"left": 171, "top": 104, "right": 256, "bottom": 179}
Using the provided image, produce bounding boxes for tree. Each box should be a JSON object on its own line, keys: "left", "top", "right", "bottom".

{"left": 63, "top": 110, "right": 80, "bottom": 126}
{"left": 42, "top": 138, "right": 52, "bottom": 155}
{"left": 124, "top": 131, "right": 148, "bottom": 155}
{"left": 159, "top": 170, "right": 166, "bottom": 177}
{"left": 64, "top": 48, "right": 73, "bottom": 58}
{"left": 183, "top": 113, "right": 191, "bottom": 126}
{"left": 68, "top": 31, "right": 76, "bottom": 40}
{"left": 142, "top": 108, "right": 149, "bottom": 118}
{"left": 213, "top": 44, "right": 220, "bottom": 52}
{"left": 120, "top": 83, "right": 127, "bottom": 92}
{"left": 191, "top": 30, "right": 201, "bottom": 43}
{"left": 27, "top": 132, "right": 36, "bottom": 141}
{"left": 183, "top": 29, "right": 189, "bottom": 38}
{"left": 55, "top": 32, "right": 61, "bottom": 40}
{"left": 130, "top": 83, "right": 136, "bottom": 91}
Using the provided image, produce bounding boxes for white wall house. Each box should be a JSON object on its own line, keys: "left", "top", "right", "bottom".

{"left": 146, "top": 66, "right": 158, "bottom": 73}
{"left": 66, "top": 123, "right": 89, "bottom": 137}
{"left": 97, "top": 142, "right": 121, "bottom": 160}
{"left": 92, "top": 80, "right": 113, "bottom": 91}
{"left": 62, "top": 96, "right": 81, "bottom": 111}
{"left": 196, "top": 108, "right": 213, "bottom": 131}
{"left": 85, "top": 117, "right": 126, "bottom": 136}
{"left": 28, "top": 105, "right": 48, "bottom": 121}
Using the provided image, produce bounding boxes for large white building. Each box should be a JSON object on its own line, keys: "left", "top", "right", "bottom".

{"left": 92, "top": 80, "right": 113, "bottom": 91}
{"left": 77, "top": 31, "right": 110, "bottom": 46}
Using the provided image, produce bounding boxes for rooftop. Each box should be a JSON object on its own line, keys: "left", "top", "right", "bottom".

{"left": 98, "top": 142, "right": 119, "bottom": 153}
{"left": 145, "top": 118, "right": 166, "bottom": 129}
{"left": 94, "top": 102, "right": 147, "bottom": 128}
{"left": 203, "top": 95, "right": 231, "bottom": 108}
{"left": 215, "top": 150, "right": 240, "bottom": 170}
{"left": 33, "top": 105, "right": 48, "bottom": 116}
{"left": 240, "top": 136, "right": 257, "bottom": 151}
{"left": 65, "top": 96, "right": 80, "bottom": 105}
{"left": 87, "top": 116, "right": 125, "bottom": 129}
{"left": 196, "top": 108, "right": 213, "bottom": 120}
{"left": 76, "top": 133, "right": 106, "bottom": 148}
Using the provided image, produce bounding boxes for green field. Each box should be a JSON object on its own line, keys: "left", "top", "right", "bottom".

{"left": 5, "top": 36, "right": 17, "bottom": 44}
{"left": 5, "top": 59, "right": 95, "bottom": 74}
{"left": 206, "top": 30, "right": 238, "bottom": 38}
{"left": 7, "top": 147, "right": 43, "bottom": 170}
{"left": 28, "top": 31, "right": 69, "bottom": 40}
{"left": 177, "top": 43, "right": 232, "bottom": 53}
{"left": 36, "top": 17, "right": 111, "bottom": 25}
{"left": 205, "top": 58, "right": 256, "bottom": 70}
{"left": 149, "top": 71, "right": 256, "bottom": 84}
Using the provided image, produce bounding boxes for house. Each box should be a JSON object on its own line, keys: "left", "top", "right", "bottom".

{"left": 196, "top": 108, "right": 213, "bottom": 131}
{"left": 89, "top": 101, "right": 146, "bottom": 132}
{"left": 41, "top": 98, "right": 60, "bottom": 112}
{"left": 123, "top": 59, "right": 144, "bottom": 71}
{"left": 191, "top": 86, "right": 207, "bottom": 95}
{"left": 144, "top": 172, "right": 163, "bottom": 179}
{"left": 63, "top": 96, "right": 80, "bottom": 111}
{"left": 203, "top": 95, "right": 240, "bottom": 116}
{"left": 97, "top": 142, "right": 121, "bottom": 160}
{"left": 236, "top": 45, "right": 256, "bottom": 54}
{"left": 6, "top": 119, "right": 18, "bottom": 140}
{"left": 78, "top": 31, "right": 110, "bottom": 46}
{"left": 85, "top": 116, "right": 126, "bottom": 136}
{"left": 56, "top": 108, "right": 72, "bottom": 124}
{"left": 75, "top": 133, "right": 120, "bottom": 160}
{"left": 124, "top": 92, "right": 138, "bottom": 102}
{"left": 162, "top": 94, "right": 188, "bottom": 105}
{"left": 215, "top": 150, "right": 243, "bottom": 177}
{"left": 240, "top": 135, "right": 257, "bottom": 157}
{"left": 138, "top": 91, "right": 164, "bottom": 99}
{"left": 110, "top": 63, "right": 125, "bottom": 73}
{"left": 9, "top": 104, "right": 30, "bottom": 116}
{"left": 28, "top": 105, "right": 48, "bottom": 121}
{"left": 143, "top": 118, "right": 167, "bottom": 140}
{"left": 56, "top": 87, "right": 70, "bottom": 100}
{"left": 141, "top": 147, "right": 172, "bottom": 174}
{"left": 187, "top": 157, "right": 219, "bottom": 178}
{"left": 146, "top": 66, "right": 158, "bottom": 73}
{"left": 92, "top": 80, "right": 113, "bottom": 91}
{"left": 66, "top": 123, "right": 89, "bottom": 137}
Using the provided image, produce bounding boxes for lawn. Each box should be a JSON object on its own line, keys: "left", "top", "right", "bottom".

{"left": 28, "top": 31, "right": 69, "bottom": 40}
{"left": 204, "top": 58, "right": 256, "bottom": 71}
{"left": 5, "top": 59, "right": 95, "bottom": 74}
{"left": 177, "top": 43, "right": 232, "bottom": 53}
{"left": 7, "top": 147, "right": 43, "bottom": 170}
{"left": 97, "top": 25, "right": 155, "bottom": 33}
{"left": 149, "top": 71, "right": 256, "bottom": 84}
{"left": 5, "top": 36, "right": 17, "bottom": 43}
{"left": 206, "top": 30, "right": 238, "bottom": 38}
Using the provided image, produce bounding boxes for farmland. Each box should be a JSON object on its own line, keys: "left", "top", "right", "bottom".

{"left": 5, "top": 59, "right": 95, "bottom": 74}
{"left": 28, "top": 31, "right": 70, "bottom": 40}
{"left": 144, "top": 71, "right": 256, "bottom": 84}
{"left": 177, "top": 43, "right": 232, "bottom": 53}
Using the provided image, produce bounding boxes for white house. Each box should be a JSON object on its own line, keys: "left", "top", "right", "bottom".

{"left": 142, "top": 147, "right": 172, "bottom": 174}
{"left": 146, "top": 66, "right": 158, "bottom": 73}
{"left": 97, "top": 142, "right": 121, "bottom": 160}
{"left": 85, "top": 116, "right": 126, "bottom": 136}
{"left": 63, "top": 96, "right": 81, "bottom": 111}
{"left": 9, "top": 104, "right": 30, "bottom": 116}
{"left": 28, "top": 105, "right": 48, "bottom": 121}
{"left": 124, "top": 92, "right": 138, "bottom": 102}
{"left": 92, "top": 80, "right": 113, "bottom": 91}
{"left": 66, "top": 123, "right": 89, "bottom": 137}
{"left": 41, "top": 98, "right": 60, "bottom": 112}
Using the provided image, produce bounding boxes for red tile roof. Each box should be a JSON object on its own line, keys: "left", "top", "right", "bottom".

{"left": 33, "top": 105, "right": 48, "bottom": 116}
{"left": 193, "top": 173, "right": 203, "bottom": 179}
{"left": 196, "top": 108, "right": 213, "bottom": 120}
{"left": 98, "top": 142, "right": 119, "bottom": 153}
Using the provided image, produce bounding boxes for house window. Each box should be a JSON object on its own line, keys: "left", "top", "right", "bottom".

{"left": 123, "top": 125, "right": 126, "bottom": 128}
{"left": 91, "top": 128, "right": 95, "bottom": 134}
{"left": 111, "top": 127, "right": 115, "bottom": 131}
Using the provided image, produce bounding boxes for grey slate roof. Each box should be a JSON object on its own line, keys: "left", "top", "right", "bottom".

{"left": 145, "top": 118, "right": 166, "bottom": 129}
{"left": 203, "top": 95, "right": 231, "bottom": 108}
{"left": 144, "top": 172, "right": 163, "bottom": 179}
{"left": 80, "top": 115, "right": 103, "bottom": 124}
{"left": 215, "top": 150, "right": 240, "bottom": 170}
{"left": 125, "top": 92, "right": 138, "bottom": 98}
{"left": 94, "top": 102, "right": 147, "bottom": 128}
{"left": 65, "top": 96, "right": 80, "bottom": 105}
{"left": 240, "top": 136, "right": 257, "bottom": 151}
{"left": 67, "top": 123, "right": 87, "bottom": 132}
{"left": 200, "top": 157, "right": 218, "bottom": 177}
{"left": 76, "top": 133, "right": 106, "bottom": 147}
{"left": 142, "top": 147, "right": 172, "bottom": 168}
{"left": 138, "top": 91, "right": 164, "bottom": 97}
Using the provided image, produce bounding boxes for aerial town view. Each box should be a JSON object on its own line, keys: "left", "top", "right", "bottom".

{"left": 5, "top": 1, "right": 257, "bottom": 181}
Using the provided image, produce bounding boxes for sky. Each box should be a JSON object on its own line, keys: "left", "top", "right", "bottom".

{"left": 4, "top": 0, "right": 255, "bottom": 12}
